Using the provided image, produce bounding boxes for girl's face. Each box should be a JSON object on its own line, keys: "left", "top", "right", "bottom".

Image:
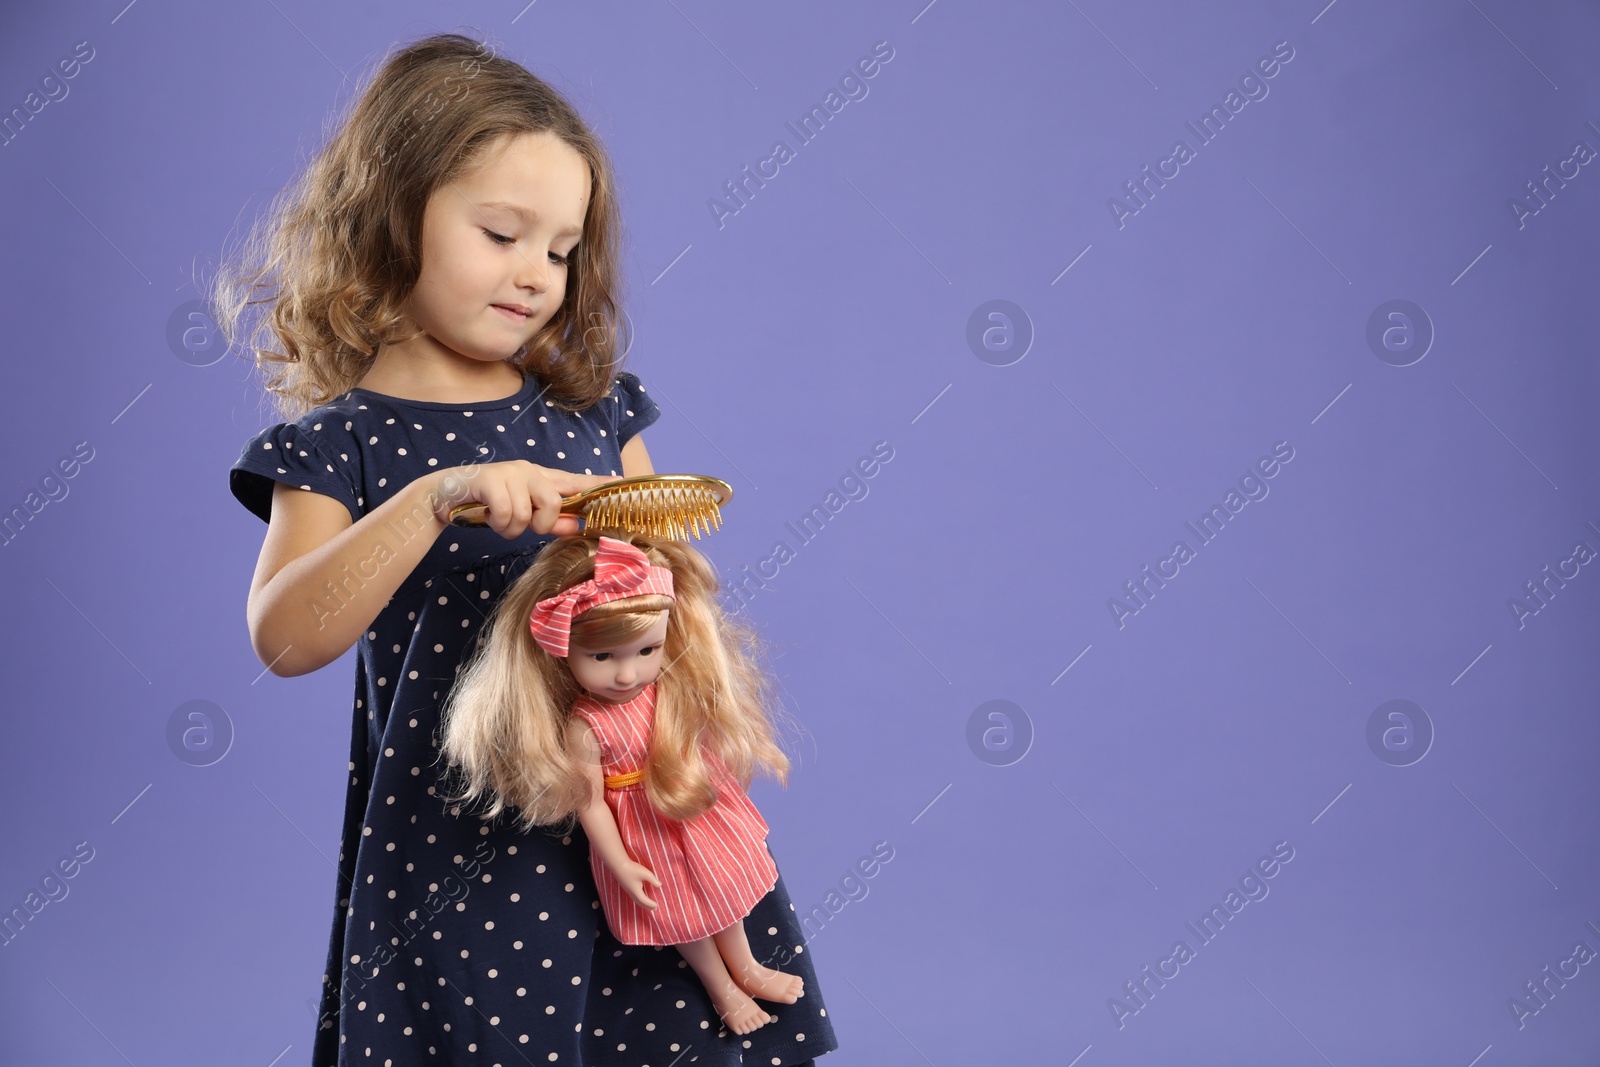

{"left": 566, "top": 614, "right": 669, "bottom": 704}
{"left": 402, "top": 129, "right": 590, "bottom": 368}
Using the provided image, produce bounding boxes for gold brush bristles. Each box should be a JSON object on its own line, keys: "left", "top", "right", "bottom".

{"left": 581, "top": 482, "right": 727, "bottom": 541}
{"left": 447, "top": 474, "right": 734, "bottom": 542}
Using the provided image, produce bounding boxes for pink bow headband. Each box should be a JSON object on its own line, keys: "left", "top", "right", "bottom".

{"left": 528, "top": 536, "right": 676, "bottom": 658}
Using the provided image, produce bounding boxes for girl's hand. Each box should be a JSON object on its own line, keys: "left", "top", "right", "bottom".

{"left": 429, "top": 461, "right": 622, "bottom": 539}
{"left": 614, "top": 859, "right": 661, "bottom": 910}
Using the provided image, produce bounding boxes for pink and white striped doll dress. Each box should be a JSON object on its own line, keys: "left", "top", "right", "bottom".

{"left": 570, "top": 680, "right": 779, "bottom": 945}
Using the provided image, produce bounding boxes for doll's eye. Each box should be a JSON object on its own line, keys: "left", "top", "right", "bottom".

{"left": 638, "top": 645, "right": 657, "bottom": 656}
{"left": 590, "top": 651, "right": 610, "bottom": 662}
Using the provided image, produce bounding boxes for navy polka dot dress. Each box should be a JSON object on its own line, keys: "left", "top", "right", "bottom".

{"left": 229, "top": 369, "right": 837, "bottom": 1066}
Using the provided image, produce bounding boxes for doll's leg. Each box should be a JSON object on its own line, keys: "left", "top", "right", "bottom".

{"left": 711, "top": 919, "right": 804, "bottom": 1003}
{"left": 674, "top": 936, "right": 773, "bottom": 1035}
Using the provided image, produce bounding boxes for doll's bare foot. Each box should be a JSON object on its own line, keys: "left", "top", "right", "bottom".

{"left": 676, "top": 937, "right": 773, "bottom": 1035}
{"left": 710, "top": 983, "right": 773, "bottom": 1036}
{"left": 730, "top": 961, "right": 803, "bottom": 1004}
{"left": 710, "top": 922, "right": 804, "bottom": 1004}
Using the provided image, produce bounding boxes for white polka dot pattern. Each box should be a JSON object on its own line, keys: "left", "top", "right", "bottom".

{"left": 229, "top": 371, "right": 835, "bottom": 1064}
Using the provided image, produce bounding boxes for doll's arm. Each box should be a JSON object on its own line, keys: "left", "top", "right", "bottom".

{"left": 566, "top": 718, "right": 660, "bottom": 909}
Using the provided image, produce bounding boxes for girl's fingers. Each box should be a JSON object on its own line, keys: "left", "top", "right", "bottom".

{"left": 448, "top": 462, "right": 621, "bottom": 538}
{"left": 503, "top": 480, "right": 534, "bottom": 537}
{"left": 523, "top": 469, "right": 567, "bottom": 536}
{"left": 477, "top": 482, "right": 514, "bottom": 537}
{"left": 466, "top": 462, "right": 631, "bottom": 538}
{"left": 531, "top": 464, "right": 625, "bottom": 499}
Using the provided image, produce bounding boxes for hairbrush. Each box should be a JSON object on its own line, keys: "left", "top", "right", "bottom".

{"left": 447, "top": 473, "right": 734, "bottom": 542}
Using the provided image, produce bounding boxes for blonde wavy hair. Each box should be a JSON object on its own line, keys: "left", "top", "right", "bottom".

{"left": 211, "top": 32, "right": 629, "bottom": 422}
{"left": 438, "top": 532, "right": 794, "bottom": 835}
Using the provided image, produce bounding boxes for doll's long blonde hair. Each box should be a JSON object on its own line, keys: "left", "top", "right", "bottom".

{"left": 438, "top": 531, "right": 791, "bottom": 835}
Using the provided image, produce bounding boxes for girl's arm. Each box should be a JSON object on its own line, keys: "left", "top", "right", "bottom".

{"left": 620, "top": 434, "right": 654, "bottom": 478}
{"left": 246, "top": 473, "right": 454, "bottom": 677}
{"left": 247, "top": 463, "right": 619, "bottom": 677}
{"left": 566, "top": 717, "right": 660, "bottom": 909}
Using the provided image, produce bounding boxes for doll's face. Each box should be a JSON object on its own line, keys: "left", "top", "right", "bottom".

{"left": 565, "top": 614, "right": 669, "bottom": 704}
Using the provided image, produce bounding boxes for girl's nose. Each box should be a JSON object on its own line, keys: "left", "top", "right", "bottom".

{"left": 516, "top": 254, "right": 549, "bottom": 292}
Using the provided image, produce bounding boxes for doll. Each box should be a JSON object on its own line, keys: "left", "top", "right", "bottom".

{"left": 438, "top": 532, "right": 804, "bottom": 1035}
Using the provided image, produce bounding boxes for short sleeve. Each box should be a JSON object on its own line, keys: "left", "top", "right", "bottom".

{"left": 229, "top": 418, "right": 363, "bottom": 524}
{"left": 608, "top": 372, "right": 661, "bottom": 449}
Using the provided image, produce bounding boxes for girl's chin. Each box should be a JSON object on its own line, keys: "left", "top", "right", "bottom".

{"left": 424, "top": 338, "right": 524, "bottom": 365}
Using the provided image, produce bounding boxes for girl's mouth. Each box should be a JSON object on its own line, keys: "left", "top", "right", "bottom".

{"left": 493, "top": 305, "right": 530, "bottom": 321}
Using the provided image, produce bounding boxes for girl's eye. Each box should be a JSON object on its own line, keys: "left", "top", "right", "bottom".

{"left": 482, "top": 228, "right": 572, "bottom": 267}
{"left": 639, "top": 646, "right": 656, "bottom": 656}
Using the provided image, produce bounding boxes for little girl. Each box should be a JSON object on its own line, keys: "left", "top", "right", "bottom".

{"left": 438, "top": 532, "right": 805, "bottom": 1035}
{"left": 218, "top": 31, "right": 833, "bottom": 1066}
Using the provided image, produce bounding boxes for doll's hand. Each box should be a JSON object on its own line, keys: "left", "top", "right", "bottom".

{"left": 615, "top": 860, "right": 661, "bottom": 910}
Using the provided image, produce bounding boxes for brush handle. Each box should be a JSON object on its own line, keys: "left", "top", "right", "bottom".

{"left": 447, "top": 497, "right": 581, "bottom": 528}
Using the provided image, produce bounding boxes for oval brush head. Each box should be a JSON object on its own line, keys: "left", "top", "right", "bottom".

{"left": 447, "top": 473, "right": 734, "bottom": 542}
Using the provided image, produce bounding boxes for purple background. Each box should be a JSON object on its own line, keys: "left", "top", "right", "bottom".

{"left": 4, "top": 1, "right": 1599, "bottom": 1063}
